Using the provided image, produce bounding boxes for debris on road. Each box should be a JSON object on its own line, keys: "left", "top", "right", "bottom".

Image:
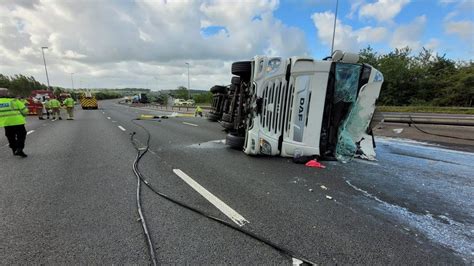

{"left": 309, "top": 188, "right": 313, "bottom": 192}
{"left": 320, "top": 185, "right": 328, "bottom": 190}
{"left": 138, "top": 114, "right": 168, "bottom": 120}
{"left": 326, "top": 195, "right": 333, "bottom": 200}
{"left": 393, "top": 128, "right": 404, "bottom": 134}
{"left": 292, "top": 155, "right": 315, "bottom": 164}
{"left": 305, "top": 159, "right": 326, "bottom": 169}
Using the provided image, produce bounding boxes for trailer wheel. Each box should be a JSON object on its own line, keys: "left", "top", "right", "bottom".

{"left": 207, "top": 113, "right": 220, "bottom": 121}
{"left": 210, "top": 85, "right": 227, "bottom": 94}
{"left": 221, "top": 113, "right": 232, "bottom": 122}
{"left": 231, "top": 76, "right": 241, "bottom": 85}
{"left": 231, "top": 61, "right": 251, "bottom": 79}
{"left": 221, "top": 120, "right": 234, "bottom": 130}
{"left": 226, "top": 132, "right": 245, "bottom": 149}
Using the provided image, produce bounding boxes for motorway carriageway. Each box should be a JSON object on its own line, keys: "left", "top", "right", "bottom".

{"left": 0, "top": 99, "right": 472, "bottom": 264}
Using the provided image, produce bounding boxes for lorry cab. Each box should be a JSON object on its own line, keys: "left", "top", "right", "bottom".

{"left": 241, "top": 51, "right": 384, "bottom": 162}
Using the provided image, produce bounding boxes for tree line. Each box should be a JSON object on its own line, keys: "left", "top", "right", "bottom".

{"left": 359, "top": 46, "right": 473, "bottom": 107}
{"left": 0, "top": 74, "right": 49, "bottom": 97}
{"left": 0, "top": 74, "right": 121, "bottom": 100}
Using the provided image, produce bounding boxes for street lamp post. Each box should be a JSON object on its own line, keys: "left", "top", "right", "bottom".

{"left": 185, "top": 62, "right": 190, "bottom": 99}
{"left": 330, "top": 0, "right": 339, "bottom": 55}
{"left": 41, "top": 47, "right": 51, "bottom": 90}
{"left": 70, "top": 73, "right": 75, "bottom": 90}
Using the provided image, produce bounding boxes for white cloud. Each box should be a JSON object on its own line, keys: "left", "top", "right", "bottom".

{"left": 444, "top": 20, "right": 474, "bottom": 41}
{"left": 424, "top": 38, "right": 440, "bottom": 50}
{"left": 0, "top": 0, "right": 309, "bottom": 89}
{"left": 438, "top": 0, "right": 457, "bottom": 4}
{"left": 347, "top": 0, "right": 366, "bottom": 19}
{"left": 444, "top": 11, "right": 458, "bottom": 21}
{"left": 390, "top": 15, "right": 427, "bottom": 49}
{"left": 359, "top": 0, "right": 410, "bottom": 22}
{"left": 311, "top": 11, "right": 388, "bottom": 53}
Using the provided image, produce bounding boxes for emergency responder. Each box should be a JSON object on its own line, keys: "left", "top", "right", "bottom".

{"left": 36, "top": 97, "right": 45, "bottom": 120}
{"left": 49, "top": 97, "right": 62, "bottom": 120}
{"left": 195, "top": 106, "right": 203, "bottom": 117}
{"left": 43, "top": 96, "right": 51, "bottom": 119}
{"left": 63, "top": 95, "right": 75, "bottom": 120}
{"left": 0, "top": 89, "right": 29, "bottom": 157}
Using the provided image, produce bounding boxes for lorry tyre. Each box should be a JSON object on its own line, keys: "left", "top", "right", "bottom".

{"left": 226, "top": 132, "right": 245, "bottom": 149}
{"left": 221, "top": 120, "right": 234, "bottom": 130}
{"left": 231, "top": 61, "right": 252, "bottom": 79}
{"left": 221, "top": 113, "right": 232, "bottom": 122}
{"left": 207, "top": 113, "right": 220, "bottom": 121}
{"left": 231, "top": 76, "right": 241, "bottom": 85}
{"left": 210, "top": 85, "right": 227, "bottom": 94}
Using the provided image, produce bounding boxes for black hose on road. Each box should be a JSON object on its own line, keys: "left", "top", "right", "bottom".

{"left": 408, "top": 116, "right": 474, "bottom": 141}
{"left": 130, "top": 119, "right": 316, "bottom": 265}
{"left": 130, "top": 130, "right": 158, "bottom": 266}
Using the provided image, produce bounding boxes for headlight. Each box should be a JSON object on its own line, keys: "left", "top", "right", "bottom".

{"left": 374, "top": 71, "right": 384, "bottom": 82}
{"left": 266, "top": 58, "right": 281, "bottom": 73}
{"left": 259, "top": 138, "right": 272, "bottom": 155}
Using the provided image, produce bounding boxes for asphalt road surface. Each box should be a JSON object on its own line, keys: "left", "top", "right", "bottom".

{"left": 1, "top": 100, "right": 472, "bottom": 264}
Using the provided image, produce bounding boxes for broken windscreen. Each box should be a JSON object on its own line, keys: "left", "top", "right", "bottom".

{"left": 333, "top": 63, "right": 362, "bottom": 104}
{"left": 333, "top": 63, "right": 365, "bottom": 162}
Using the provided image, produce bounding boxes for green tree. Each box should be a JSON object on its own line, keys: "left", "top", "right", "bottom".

{"left": 173, "top": 86, "right": 189, "bottom": 99}
{"left": 193, "top": 91, "right": 213, "bottom": 104}
{"left": 376, "top": 47, "right": 414, "bottom": 105}
{"left": 359, "top": 46, "right": 379, "bottom": 67}
{"left": 0, "top": 74, "right": 10, "bottom": 88}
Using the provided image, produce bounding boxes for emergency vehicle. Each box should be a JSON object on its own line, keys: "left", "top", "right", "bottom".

{"left": 79, "top": 90, "right": 98, "bottom": 109}
{"left": 27, "top": 90, "right": 54, "bottom": 115}
{"left": 221, "top": 50, "right": 384, "bottom": 162}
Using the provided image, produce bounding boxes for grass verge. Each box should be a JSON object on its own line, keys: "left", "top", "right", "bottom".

{"left": 377, "top": 106, "right": 474, "bottom": 115}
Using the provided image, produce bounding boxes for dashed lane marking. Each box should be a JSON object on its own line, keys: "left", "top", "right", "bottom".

{"left": 107, "top": 117, "right": 111, "bottom": 120}
{"left": 118, "top": 125, "right": 126, "bottom": 131}
{"left": 173, "top": 169, "right": 249, "bottom": 226}
{"left": 27, "top": 130, "right": 35, "bottom": 135}
{"left": 182, "top": 122, "right": 198, "bottom": 127}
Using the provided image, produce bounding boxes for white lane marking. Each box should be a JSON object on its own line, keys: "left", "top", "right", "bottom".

{"left": 182, "top": 122, "right": 198, "bottom": 127}
{"left": 27, "top": 130, "right": 35, "bottom": 135}
{"left": 173, "top": 169, "right": 249, "bottom": 226}
{"left": 118, "top": 125, "right": 126, "bottom": 131}
{"left": 292, "top": 258, "right": 303, "bottom": 266}
{"left": 112, "top": 120, "right": 117, "bottom": 123}
{"left": 107, "top": 117, "right": 111, "bottom": 120}
{"left": 149, "top": 149, "right": 156, "bottom": 155}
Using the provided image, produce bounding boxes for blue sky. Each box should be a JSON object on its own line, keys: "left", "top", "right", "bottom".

{"left": 274, "top": 0, "right": 474, "bottom": 60}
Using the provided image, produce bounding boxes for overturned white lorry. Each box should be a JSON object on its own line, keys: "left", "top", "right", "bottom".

{"left": 216, "top": 50, "right": 384, "bottom": 162}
